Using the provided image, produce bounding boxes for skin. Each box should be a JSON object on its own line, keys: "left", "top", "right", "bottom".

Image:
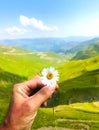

{"left": 0, "top": 76, "right": 58, "bottom": 130}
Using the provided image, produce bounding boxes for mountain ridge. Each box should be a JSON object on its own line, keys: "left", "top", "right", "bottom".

{"left": 0, "top": 36, "right": 95, "bottom": 53}
{"left": 72, "top": 42, "right": 99, "bottom": 60}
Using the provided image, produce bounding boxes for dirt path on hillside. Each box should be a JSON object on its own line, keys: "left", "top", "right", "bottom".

{"left": 56, "top": 118, "right": 99, "bottom": 123}
{"left": 36, "top": 118, "right": 99, "bottom": 130}
{"left": 3, "top": 50, "right": 62, "bottom": 63}
{"left": 36, "top": 126, "right": 75, "bottom": 130}
{"left": 3, "top": 52, "right": 34, "bottom": 55}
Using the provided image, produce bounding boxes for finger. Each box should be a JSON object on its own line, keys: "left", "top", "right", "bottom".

{"left": 14, "top": 76, "right": 44, "bottom": 97}
{"left": 24, "top": 76, "right": 44, "bottom": 90}
{"left": 28, "top": 85, "right": 57, "bottom": 110}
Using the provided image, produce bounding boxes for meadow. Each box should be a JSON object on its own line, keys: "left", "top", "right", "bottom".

{"left": 0, "top": 45, "right": 99, "bottom": 130}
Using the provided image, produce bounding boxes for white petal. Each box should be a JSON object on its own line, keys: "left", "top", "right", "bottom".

{"left": 41, "top": 67, "right": 59, "bottom": 86}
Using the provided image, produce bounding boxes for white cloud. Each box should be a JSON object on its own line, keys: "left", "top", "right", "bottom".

{"left": 85, "top": 18, "right": 99, "bottom": 36}
{"left": 20, "top": 15, "right": 58, "bottom": 31}
{"left": 0, "top": 30, "right": 3, "bottom": 34}
{"left": 67, "top": 17, "right": 99, "bottom": 37}
{"left": 5, "top": 26, "right": 27, "bottom": 35}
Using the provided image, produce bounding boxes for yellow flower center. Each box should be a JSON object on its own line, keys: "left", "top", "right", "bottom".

{"left": 47, "top": 72, "right": 53, "bottom": 80}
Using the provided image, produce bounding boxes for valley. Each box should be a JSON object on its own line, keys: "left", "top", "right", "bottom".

{"left": 0, "top": 42, "right": 99, "bottom": 130}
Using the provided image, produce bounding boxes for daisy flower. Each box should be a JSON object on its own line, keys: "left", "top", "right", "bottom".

{"left": 41, "top": 67, "right": 59, "bottom": 87}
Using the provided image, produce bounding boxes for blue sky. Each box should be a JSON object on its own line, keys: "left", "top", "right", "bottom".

{"left": 0, "top": 0, "right": 99, "bottom": 39}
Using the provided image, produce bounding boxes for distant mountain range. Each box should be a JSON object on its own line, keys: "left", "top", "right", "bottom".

{"left": 65, "top": 37, "right": 99, "bottom": 53}
{"left": 0, "top": 36, "right": 94, "bottom": 53}
{"left": 0, "top": 36, "right": 99, "bottom": 60}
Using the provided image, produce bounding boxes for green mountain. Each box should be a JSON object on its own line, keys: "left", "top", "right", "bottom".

{"left": 65, "top": 37, "right": 99, "bottom": 55}
{"left": 72, "top": 43, "right": 99, "bottom": 60}
{"left": 55, "top": 55, "right": 99, "bottom": 106}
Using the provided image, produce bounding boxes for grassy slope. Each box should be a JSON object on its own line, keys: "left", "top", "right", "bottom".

{"left": 0, "top": 68, "right": 26, "bottom": 123}
{"left": 33, "top": 102, "right": 99, "bottom": 130}
{"left": 0, "top": 45, "right": 66, "bottom": 78}
{"left": 72, "top": 43, "right": 99, "bottom": 60}
{"left": 59, "top": 55, "right": 99, "bottom": 82}
{"left": 56, "top": 55, "right": 99, "bottom": 105}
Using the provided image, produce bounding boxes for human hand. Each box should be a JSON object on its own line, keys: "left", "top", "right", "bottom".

{"left": 1, "top": 76, "right": 58, "bottom": 130}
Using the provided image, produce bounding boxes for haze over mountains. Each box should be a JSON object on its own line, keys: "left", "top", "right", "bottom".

{"left": 0, "top": 36, "right": 95, "bottom": 53}
{"left": 0, "top": 36, "right": 99, "bottom": 61}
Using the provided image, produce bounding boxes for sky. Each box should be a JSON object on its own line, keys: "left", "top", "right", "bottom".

{"left": 0, "top": 0, "right": 99, "bottom": 39}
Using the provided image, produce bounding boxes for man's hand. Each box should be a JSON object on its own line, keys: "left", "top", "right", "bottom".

{"left": 0, "top": 76, "right": 58, "bottom": 130}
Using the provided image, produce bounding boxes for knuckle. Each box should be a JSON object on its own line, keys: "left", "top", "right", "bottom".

{"left": 13, "top": 84, "right": 19, "bottom": 92}
{"left": 33, "top": 75, "right": 40, "bottom": 80}
{"left": 24, "top": 101, "right": 33, "bottom": 111}
{"left": 13, "top": 83, "right": 22, "bottom": 93}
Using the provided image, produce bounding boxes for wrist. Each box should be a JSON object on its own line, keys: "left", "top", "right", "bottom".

{"left": 0, "top": 117, "right": 32, "bottom": 130}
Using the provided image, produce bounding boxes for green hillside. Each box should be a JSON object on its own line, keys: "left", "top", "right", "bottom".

{"left": 56, "top": 55, "right": 99, "bottom": 105}
{"left": 72, "top": 43, "right": 99, "bottom": 60}
{"left": 32, "top": 102, "right": 99, "bottom": 129}
{"left": 0, "top": 44, "right": 66, "bottom": 78}
{"left": 59, "top": 55, "right": 99, "bottom": 82}
{"left": 65, "top": 37, "right": 99, "bottom": 55}
{"left": 0, "top": 68, "right": 26, "bottom": 122}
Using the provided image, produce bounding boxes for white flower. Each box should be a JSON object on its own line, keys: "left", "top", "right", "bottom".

{"left": 41, "top": 67, "right": 59, "bottom": 86}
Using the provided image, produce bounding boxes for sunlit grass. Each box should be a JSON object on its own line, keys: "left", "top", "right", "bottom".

{"left": 32, "top": 103, "right": 99, "bottom": 129}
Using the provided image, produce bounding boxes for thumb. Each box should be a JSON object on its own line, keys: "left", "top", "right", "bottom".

{"left": 28, "top": 86, "right": 55, "bottom": 110}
